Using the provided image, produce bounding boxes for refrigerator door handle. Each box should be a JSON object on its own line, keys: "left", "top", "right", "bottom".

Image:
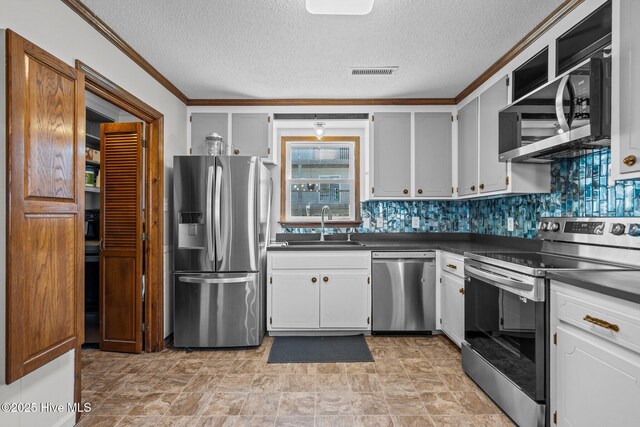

{"left": 214, "top": 165, "right": 223, "bottom": 262}
{"left": 265, "top": 176, "right": 273, "bottom": 246}
{"left": 247, "top": 159, "right": 258, "bottom": 270}
{"left": 206, "top": 165, "right": 214, "bottom": 262}
{"left": 178, "top": 276, "right": 253, "bottom": 285}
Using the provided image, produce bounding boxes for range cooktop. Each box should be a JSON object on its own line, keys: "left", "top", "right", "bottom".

{"left": 466, "top": 251, "right": 632, "bottom": 277}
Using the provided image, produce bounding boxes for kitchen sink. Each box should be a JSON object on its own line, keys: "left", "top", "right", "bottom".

{"left": 285, "top": 240, "right": 363, "bottom": 247}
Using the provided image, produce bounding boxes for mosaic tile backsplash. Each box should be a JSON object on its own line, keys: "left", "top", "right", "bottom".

{"left": 283, "top": 148, "right": 640, "bottom": 239}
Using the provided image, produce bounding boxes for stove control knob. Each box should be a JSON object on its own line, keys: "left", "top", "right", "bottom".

{"left": 549, "top": 222, "right": 561, "bottom": 232}
{"left": 539, "top": 222, "right": 549, "bottom": 231}
{"left": 628, "top": 223, "right": 640, "bottom": 237}
{"left": 594, "top": 223, "right": 605, "bottom": 235}
{"left": 610, "top": 223, "right": 626, "bottom": 236}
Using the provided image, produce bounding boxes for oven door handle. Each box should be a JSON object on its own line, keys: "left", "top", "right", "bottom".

{"left": 465, "top": 264, "right": 533, "bottom": 293}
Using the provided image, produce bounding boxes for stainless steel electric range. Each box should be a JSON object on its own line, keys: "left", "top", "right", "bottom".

{"left": 462, "top": 217, "right": 640, "bottom": 427}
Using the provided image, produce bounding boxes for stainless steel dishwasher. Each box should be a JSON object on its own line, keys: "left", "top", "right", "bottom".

{"left": 372, "top": 251, "right": 436, "bottom": 333}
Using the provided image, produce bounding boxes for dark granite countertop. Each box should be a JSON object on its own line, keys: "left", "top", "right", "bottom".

{"left": 548, "top": 270, "right": 640, "bottom": 305}
{"left": 268, "top": 233, "right": 541, "bottom": 256}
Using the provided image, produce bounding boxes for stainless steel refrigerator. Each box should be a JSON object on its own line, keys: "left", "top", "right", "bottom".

{"left": 173, "top": 155, "right": 272, "bottom": 347}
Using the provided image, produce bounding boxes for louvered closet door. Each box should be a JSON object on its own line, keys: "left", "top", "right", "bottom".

{"left": 100, "top": 122, "right": 144, "bottom": 353}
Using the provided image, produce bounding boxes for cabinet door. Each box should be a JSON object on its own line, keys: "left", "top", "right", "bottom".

{"left": 457, "top": 98, "right": 479, "bottom": 197}
{"left": 320, "top": 271, "right": 370, "bottom": 329}
{"left": 616, "top": 0, "right": 640, "bottom": 177}
{"left": 271, "top": 271, "right": 319, "bottom": 329}
{"left": 415, "top": 113, "right": 453, "bottom": 197}
{"left": 555, "top": 324, "right": 640, "bottom": 427}
{"left": 479, "top": 76, "right": 509, "bottom": 193}
{"left": 231, "top": 113, "right": 272, "bottom": 157}
{"left": 372, "top": 112, "right": 411, "bottom": 197}
{"left": 191, "top": 113, "right": 228, "bottom": 155}
{"left": 441, "top": 272, "right": 464, "bottom": 347}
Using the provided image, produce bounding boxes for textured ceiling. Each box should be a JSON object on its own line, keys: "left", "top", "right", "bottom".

{"left": 81, "top": 0, "right": 563, "bottom": 99}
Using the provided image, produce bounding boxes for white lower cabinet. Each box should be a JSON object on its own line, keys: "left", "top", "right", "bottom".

{"left": 270, "top": 270, "right": 320, "bottom": 329}
{"left": 437, "top": 251, "right": 465, "bottom": 347}
{"left": 555, "top": 324, "right": 640, "bottom": 427}
{"left": 441, "top": 272, "right": 465, "bottom": 347}
{"left": 551, "top": 282, "right": 640, "bottom": 427}
{"left": 320, "top": 271, "right": 370, "bottom": 329}
{"left": 267, "top": 251, "right": 371, "bottom": 332}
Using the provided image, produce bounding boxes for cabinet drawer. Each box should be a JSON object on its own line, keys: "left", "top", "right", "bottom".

{"left": 441, "top": 252, "right": 464, "bottom": 278}
{"left": 269, "top": 251, "right": 370, "bottom": 270}
{"left": 553, "top": 286, "right": 640, "bottom": 354}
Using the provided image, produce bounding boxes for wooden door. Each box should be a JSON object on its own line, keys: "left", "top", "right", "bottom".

{"left": 457, "top": 98, "right": 479, "bottom": 197}
{"left": 319, "top": 271, "right": 370, "bottom": 329}
{"left": 478, "top": 75, "right": 509, "bottom": 193}
{"left": 372, "top": 112, "right": 411, "bottom": 198}
{"left": 6, "top": 31, "right": 85, "bottom": 383}
{"left": 414, "top": 112, "right": 453, "bottom": 197}
{"left": 100, "top": 122, "right": 144, "bottom": 353}
{"left": 270, "top": 271, "right": 320, "bottom": 329}
{"left": 231, "top": 113, "right": 271, "bottom": 157}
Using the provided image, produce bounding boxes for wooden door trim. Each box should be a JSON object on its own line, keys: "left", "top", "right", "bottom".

{"left": 75, "top": 60, "right": 165, "bottom": 354}
{"left": 74, "top": 59, "right": 165, "bottom": 420}
{"left": 279, "top": 136, "right": 360, "bottom": 226}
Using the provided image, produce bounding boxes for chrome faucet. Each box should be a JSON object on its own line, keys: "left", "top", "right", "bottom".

{"left": 320, "top": 205, "right": 333, "bottom": 241}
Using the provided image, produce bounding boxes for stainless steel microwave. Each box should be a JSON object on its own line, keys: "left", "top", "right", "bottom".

{"left": 498, "top": 55, "right": 611, "bottom": 163}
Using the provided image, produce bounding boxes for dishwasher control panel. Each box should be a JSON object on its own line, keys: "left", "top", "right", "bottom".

{"left": 372, "top": 251, "right": 435, "bottom": 259}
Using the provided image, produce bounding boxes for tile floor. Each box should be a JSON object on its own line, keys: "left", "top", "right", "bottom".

{"left": 78, "top": 335, "right": 514, "bottom": 427}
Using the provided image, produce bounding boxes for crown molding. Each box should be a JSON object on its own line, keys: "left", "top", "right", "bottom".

{"left": 454, "top": 0, "right": 585, "bottom": 104}
{"left": 64, "top": 0, "right": 585, "bottom": 108}
{"left": 187, "top": 98, "right": 457, "bottom": 106}
{"left": 62, "top": 0, "right": 189, "bottom": 104}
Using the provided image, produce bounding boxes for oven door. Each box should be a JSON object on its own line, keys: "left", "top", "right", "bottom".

{"left": 464, "top": 261, "right": 546, "bottom": 402}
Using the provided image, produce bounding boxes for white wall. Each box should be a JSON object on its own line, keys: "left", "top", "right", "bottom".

{"left": 0, "top": 0, "right": 188, "bottom": 423}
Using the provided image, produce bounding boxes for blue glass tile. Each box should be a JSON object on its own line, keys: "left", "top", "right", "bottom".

{"left": 283, "top": 148, "right": 640, "bottom": 239}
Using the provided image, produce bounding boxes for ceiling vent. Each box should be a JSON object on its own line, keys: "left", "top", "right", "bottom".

{"left": 351, "top": 66, "right": 398, "bottom": 76}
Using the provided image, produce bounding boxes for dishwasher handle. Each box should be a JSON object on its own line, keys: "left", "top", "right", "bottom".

{"left": 372, "top": 252, "right": 435, "bottom": 259}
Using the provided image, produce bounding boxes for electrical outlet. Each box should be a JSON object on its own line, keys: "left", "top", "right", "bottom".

{"left": 363, "top": 217, "right": 371, "bottom": 228}
{"left": 412, "top": 217, "right": 420, "bottom": 228}
{"left": 507, "top": 217, "right": 515, "bottom": 232}
{"left": 376, "top": 217, "right": 384, "bottom": 228}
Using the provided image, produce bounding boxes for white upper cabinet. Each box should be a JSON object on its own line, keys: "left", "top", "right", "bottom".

{"left": 612, "top": 0, "right": 640, "bottom": 180}
{"left": 478, "top": 75, "right": 509, "bottom": 194}
{"left": 371, "top": 112, "right": 412, "bottom": 198}
{"left": 415, "top": 113, "right": 453, "bottom": 197}
{"left": 457, "top": 98, "right": 479, "bottom": 197}
{"left": 190, "top": 113, "right": 228, "bottom": 155}
{"left": 231, "top": 113, "right": 273, "bottom": 158}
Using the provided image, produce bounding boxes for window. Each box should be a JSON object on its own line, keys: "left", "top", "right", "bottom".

{"left": 281, "top": 136, "right": 360, "bottom": 225}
